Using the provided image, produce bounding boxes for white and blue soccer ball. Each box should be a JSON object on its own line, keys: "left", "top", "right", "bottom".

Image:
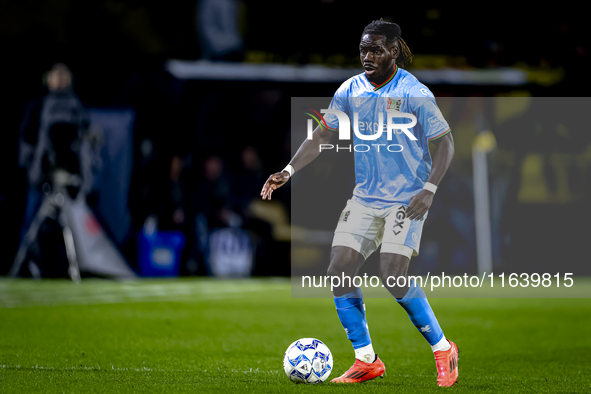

{"left": 283, "top": 338, "right": 333, "bottom": 384}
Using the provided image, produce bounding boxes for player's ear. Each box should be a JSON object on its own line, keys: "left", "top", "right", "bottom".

{"left": 391, "top": 42, "right": 399, "bottom": 59}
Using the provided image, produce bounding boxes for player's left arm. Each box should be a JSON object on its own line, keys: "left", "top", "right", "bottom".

{"left": 407, "top": 132, "right": 454, "bottom": 221}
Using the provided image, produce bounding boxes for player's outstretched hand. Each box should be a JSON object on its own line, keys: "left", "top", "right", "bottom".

{"left": 407, "top": 189, "right": 434, "bottom": 221}
{"left": 260, "top": 171, "right": 290, "bottom": 200}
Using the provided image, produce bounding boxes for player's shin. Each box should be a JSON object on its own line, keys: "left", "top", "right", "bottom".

{"left": 396, "top": 280, "right": 451, "bottom": 352}
{"left": 333, "top": 287, "right": 376, "bottom": 363}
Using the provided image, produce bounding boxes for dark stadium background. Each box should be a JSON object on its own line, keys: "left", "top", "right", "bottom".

{"left": 1, "top": 0, "right": 589, "bottom": 278}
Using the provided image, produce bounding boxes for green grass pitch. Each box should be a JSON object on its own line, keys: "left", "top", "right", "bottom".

{"left": 1, "top": 278, "right": 590, "bottom": 393}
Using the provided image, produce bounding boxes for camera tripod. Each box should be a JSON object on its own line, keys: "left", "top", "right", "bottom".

{"left": 10, "top": 170, "right": 82, "bottom": 282}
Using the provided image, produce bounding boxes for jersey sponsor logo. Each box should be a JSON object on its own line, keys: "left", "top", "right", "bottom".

{"left": 358, "top": 121, "right": 387, "bottom": 133}
{"left": 355, "top": 120, "right": 408, "bottom": 135}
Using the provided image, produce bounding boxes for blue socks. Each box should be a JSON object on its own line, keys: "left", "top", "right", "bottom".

{"left": 334, "top": 282, "right": 444, "bottom": 351}
{"left": 333, "top": 288, "right": 371, "bottom": 349}
{"left": 396, "top": 280, "right": 444, "bottom": 345}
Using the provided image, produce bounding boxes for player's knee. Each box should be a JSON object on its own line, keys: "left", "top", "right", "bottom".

{"left": 380, "top": 271, "right": 398, "bottom": 287}
{"left": 380, "top": 254, "right": 409, "bottom": 277}
{"left": 328, "top": 253, "right": 360, "bottom": 297}
{"left": 326, "top": 262, "right": 337, "bottom": 278}
{"left": 379, "top": 254, "right": 411, "bottom": 298}
{"left": 327, "top": 247, "right": 358, "bottom": 277}
{"left": 380, "top": 270, "right": 405, "bottom": 284}
{"left": 327, "top": 259, "right": 349, "bottom": 277}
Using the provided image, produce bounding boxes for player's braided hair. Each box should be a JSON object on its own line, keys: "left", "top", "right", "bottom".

{"left": 362, "top": 20, "right": 413, "bottom": 68}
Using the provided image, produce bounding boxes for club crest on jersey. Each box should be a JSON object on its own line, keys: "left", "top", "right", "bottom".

{"left": 386, "top": 98, "right": 402, "bottom": 111}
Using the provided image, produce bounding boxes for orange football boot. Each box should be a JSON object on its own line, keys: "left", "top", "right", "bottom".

{"left": 330, "top": 355, "right": 385, "bottom": 383}
{"left": 434, "top": 340, "right": 459, "bottom": 387}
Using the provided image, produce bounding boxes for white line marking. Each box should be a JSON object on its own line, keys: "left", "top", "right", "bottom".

{"left": 0, "top": 364, "right": 284, "bottom": 375}
{"left": 0, "top": 280, "right": 289, "bottom": 308}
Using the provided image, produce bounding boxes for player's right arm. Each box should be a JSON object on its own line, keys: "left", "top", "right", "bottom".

{"left": 260, "top": 124, "right": 333, "bottom": 200}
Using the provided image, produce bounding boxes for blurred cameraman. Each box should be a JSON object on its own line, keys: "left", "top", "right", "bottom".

{"left": 18, "top": 62, "right": 89, "bottom": 239}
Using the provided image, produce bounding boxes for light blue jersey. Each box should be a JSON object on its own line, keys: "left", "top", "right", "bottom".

{"left": 324, "top": 65, "right": 451, "bottom": 209}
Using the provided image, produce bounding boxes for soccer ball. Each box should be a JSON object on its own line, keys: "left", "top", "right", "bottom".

{"left": 283, "top": 338, "right": 333, "bottom": 383}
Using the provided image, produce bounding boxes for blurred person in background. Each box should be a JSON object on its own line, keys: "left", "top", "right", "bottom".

{"left": 196, "top": 0, "right": 245, "bottom": 61}
{"left": 231, "top": 145, "right": 279, "bottom": 275}
{"left": 192, "top": 153, "right": 237, "bottom": 273}
{"left": 18, "top": 62, "right": 89, "bottom": 239}
{"left": 148, "top": 154, "right": 191, "bottom": 233}
{"left": 16, "top": 62, "right": 94, "bottom": 277}
{"left": 233, "top": 146, "right": 264, "bottom": 214}
{"left": 194, "top": 153, "right": 236, "bottom": 229}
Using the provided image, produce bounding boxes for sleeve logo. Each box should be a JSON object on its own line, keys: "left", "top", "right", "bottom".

{"left": 429, "top": 115, "right": 443, "bottom": 128}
